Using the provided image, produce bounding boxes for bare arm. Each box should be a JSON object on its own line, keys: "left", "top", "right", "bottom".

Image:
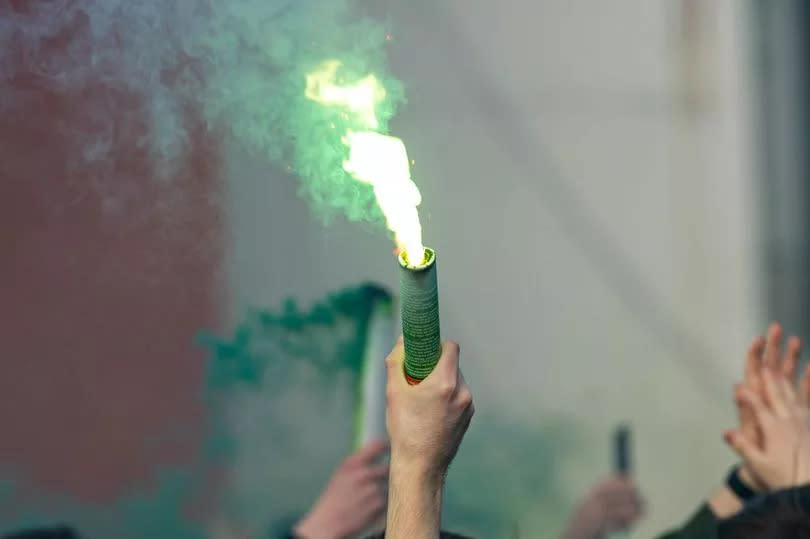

{"left": 384, "top": 338, "right": 473, "bottom": 539}
{"left": 386, "top": 462, "right": 442, "bottom": 539}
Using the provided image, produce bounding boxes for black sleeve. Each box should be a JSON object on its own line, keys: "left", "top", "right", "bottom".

{"left": 655, "top": 503, "right": 717, "bottom": 539}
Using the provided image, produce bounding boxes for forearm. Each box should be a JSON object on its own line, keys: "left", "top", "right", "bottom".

{"left": 386, "top": 461, "right": 443, "bottom": 539}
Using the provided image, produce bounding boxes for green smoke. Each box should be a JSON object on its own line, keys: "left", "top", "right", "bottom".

{"left": 444, "top": 415, "right": 578, "bottom": 538}
{"left": 0, "top": 471, "right": 206, "bottom": 539}
{"left": 189, "top": 0, "right": 405, "bottom": 225}
{"left": 197, "top": 284, "right": 393, "bottom": 534}
{"left": 3, "top": 0, "right": 405, "bottom": 225}
{"left": 1, "top": 281, "right": 579, "bottom": 538}
{"left": 0, "top": 284, "right": 393, "bottom": 537}
{"left": 198, "top": 283, "right": 392, "bottom": 390}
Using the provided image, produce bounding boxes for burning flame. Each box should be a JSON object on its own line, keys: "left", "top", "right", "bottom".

{"left": 305, "top": 60, "right": 426, "bottom": 265}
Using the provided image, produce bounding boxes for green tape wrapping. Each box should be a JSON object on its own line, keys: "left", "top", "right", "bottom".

{"left": 398, "top": 248, "right": 441, "bottom": 380}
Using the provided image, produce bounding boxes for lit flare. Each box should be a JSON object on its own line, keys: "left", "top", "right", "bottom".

{"left": 305, "top": 60, "right": 425, "bottom": 264}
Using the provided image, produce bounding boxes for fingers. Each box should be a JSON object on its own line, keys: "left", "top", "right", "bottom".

{"left": 761, "top": 369, "right": 791, "bottom": 417}
{"left": 602, "top": 511, "right": 642, "bottom": 534}
{"left": 356, "top": 482, "right": 387, "bottom": 518}
{"left": 596, "top": 476, "right": 641, "bottom": 501}
{"left": 736, "top": 385, "right": 771, "bottom": 426}
{"left": 802, "top": 364, "right": 810, "bottom": 406}
{"left": 419, "top": 340, "right": 461, "bottom": 394}
{"left": 457, "top": 369, "right": 472, "bottom": 402}
{"left": 724, "top": 429, "right": 765, "bottom": 468}
{"left": 763, "top": 323, "right": 783, "bottom": 370}
{"left": 456, "top": 369, "right": 475, "bottom": 425}
{"left": 604, "top": 499, "right": 644, "bottom": 526}
{"left": 737, "top": 381, "right": 759, "bottom": 441}
{"left": 350, "top": 439, "right": 389, "bottom": 465}
{"left": 593, "top": 477, "right": 644, "bottom": 531}
{"left": 745, "top": 335, "right": 766, "bottom": 390}
{"left": 778, "top": 370, "right": 799, "bottom": 406}
{"left": 436, "top": 340, "right": 461, "bottom": 384}
{"left": 365, "top": 463, "right": 390, "bottom": 481}
{"left": 351, "top": 462, "right": 390, "bottom": 484}
{"left": 782, "top": 337, "right": 802, "bottom": 381}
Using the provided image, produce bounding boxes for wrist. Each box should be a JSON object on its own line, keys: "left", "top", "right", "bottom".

{"left": 387, "top": 458, "right": 444, "bottom": 539}
{"left": 390, "top": 459, "right": 445, "bottom": 500}
{"left": 390, "top": 451, "right": 446, "bottom": 487}
{"left": 292, "top": 512, "right": 340, "bottom": 539}
{"left": 737, "top": 465, "right": 764, "bottom": 493}
{"left": 709, "top": 466, "right": 759, "bottom": 519}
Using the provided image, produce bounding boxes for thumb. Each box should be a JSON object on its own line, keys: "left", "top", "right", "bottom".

{"left": 385, "top": 337, "right": 406, "bottom": 389}
{"left": 724, "top": 429, "right": 765, "bottom": 468}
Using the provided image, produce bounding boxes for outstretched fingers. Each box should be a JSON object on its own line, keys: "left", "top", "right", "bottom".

{"left": 763, "top": 323, "right": 784, "bottom": 371}
{"left": 782, "top": 336, "right": 802, "bottom": 382}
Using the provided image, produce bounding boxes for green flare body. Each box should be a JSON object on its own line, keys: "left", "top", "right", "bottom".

{"left": 398, "top": 248, "right": 441, "bottom": 381}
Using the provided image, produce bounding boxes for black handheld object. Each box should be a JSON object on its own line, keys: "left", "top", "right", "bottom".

{"left": 613, "top": 425, "right": 632, "bottom": 474}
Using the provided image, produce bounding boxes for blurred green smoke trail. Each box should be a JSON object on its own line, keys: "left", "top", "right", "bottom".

{"left": 0, "top": 284, "right": 392, "bottom": 537}
{"left": 1, "top": 0, "right": 403, "bottom": 224}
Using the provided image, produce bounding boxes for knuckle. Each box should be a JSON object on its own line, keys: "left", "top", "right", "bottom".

{"left": 457, "top": 388, "right": 473, "bottom": 407}
{"left": 438, "top": 381, "right": 456, "bottom": 397}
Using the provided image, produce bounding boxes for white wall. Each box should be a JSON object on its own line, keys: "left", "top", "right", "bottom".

{"left": 226, "top": 0, "right": 762, "bottom": 536}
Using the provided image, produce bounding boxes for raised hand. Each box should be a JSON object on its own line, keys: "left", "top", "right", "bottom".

{"left": 385, "top": 338, "right": 474, "bottom": 478}
{"left": 736, "top": 324, "right": 802, "bottom": 490}
{"left": 293, "top": 439, "right": 389, "bottom": 539}
{"left": 726, "top": 366, "right": 810, "bottom": 490}
{"left": 385, "top": 337, "right": 474, "bottom": 539}
{"left": 560, "top": 475, "right": 644, "bottom": 539}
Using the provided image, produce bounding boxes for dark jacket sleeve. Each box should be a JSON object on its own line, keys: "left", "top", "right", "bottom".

{"left": 655, "top": 503, "right": 717, "bottom": 539}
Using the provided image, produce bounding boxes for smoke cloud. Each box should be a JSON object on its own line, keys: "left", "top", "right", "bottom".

{"left": 1, "top": 0, "right": 403, "bottom": 225}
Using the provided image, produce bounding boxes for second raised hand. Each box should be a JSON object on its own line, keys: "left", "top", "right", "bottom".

{"left": 727, "top": 366, "right": 810, "bottom": 490}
